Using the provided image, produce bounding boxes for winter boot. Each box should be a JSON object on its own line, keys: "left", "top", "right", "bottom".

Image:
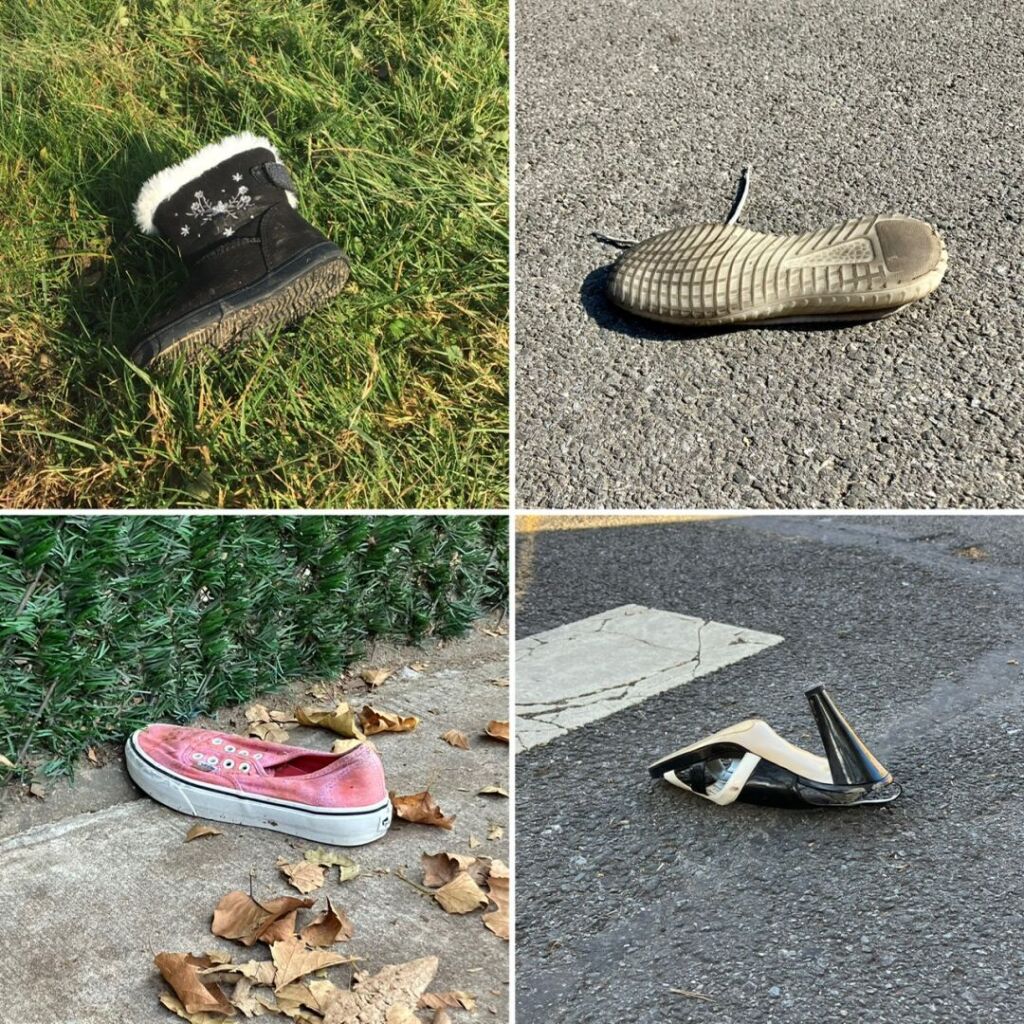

{"left": 130, "top": 132, "right": 349, "bottom": 367}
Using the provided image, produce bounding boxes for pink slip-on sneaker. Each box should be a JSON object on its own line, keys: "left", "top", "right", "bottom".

{"left": 125, "top": 724, "right": 392, "bottom": 845}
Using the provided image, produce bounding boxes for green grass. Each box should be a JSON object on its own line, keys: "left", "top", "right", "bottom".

{"left": 0, "top": 0, "right": 508, "bottom": 509}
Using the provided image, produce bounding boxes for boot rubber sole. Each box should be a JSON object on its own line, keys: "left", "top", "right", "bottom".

{"left": 607, "top": 215, "right": 947, "bottom": 327}
{"left": 131, "top": 241, "right": 350, "bottom": 367}
{"left": 125, "top": 731, "right": 392, "bottom": 846}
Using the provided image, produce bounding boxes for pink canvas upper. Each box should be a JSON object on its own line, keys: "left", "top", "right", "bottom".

{"left": 132, "top": 724, "right": 387, "bottom": 809}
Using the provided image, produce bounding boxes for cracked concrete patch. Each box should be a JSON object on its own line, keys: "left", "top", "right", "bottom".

{"left": 515, "top": 604, "right": 783, "bottom": 751}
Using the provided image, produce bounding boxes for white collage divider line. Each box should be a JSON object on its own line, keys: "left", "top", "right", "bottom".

{"left": 515, "top": 603, "right": 784, "bottom": 751}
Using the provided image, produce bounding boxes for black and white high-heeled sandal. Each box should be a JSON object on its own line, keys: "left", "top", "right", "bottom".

{"left": 648, "top": 686, "right": 900, "bottom": 808}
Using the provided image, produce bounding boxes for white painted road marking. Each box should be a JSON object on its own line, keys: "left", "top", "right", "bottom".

{"left": 515, "top": 604, "right": 784, "bottom": 752}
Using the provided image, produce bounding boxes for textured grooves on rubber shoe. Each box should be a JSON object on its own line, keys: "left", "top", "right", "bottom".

{"left": 606, "top": 215, "right": 947, "bottom": 326}
{"left": 137, "top": 255, "right": 350, "bottom": 366}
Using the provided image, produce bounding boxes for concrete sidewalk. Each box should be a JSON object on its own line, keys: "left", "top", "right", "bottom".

{"left": 0, "top": 622, "right": 509, "bottom": 1024}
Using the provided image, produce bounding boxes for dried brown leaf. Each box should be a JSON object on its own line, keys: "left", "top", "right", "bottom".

{"left": 483, "top": 721, "right": 509, "bottom": 743}
{"left": 440, "top": 730, "right": 469, "bottom": 750}
{"left": 258, "top": 909, "right": 298, "bottom": 945}
{"left": 28, "top": 782, "right": 45, "bottom": 799}
{"left": 957, "top": 545, "right": 988, "bottom": 560}
{"left": 319, "top": 956, "right": 438, "bottom": 1024}
{"left": 331, "top": 738, "right": 365, "bottom": 756}
{"left": 159, "top": 991, "right": 234, "bottom": 1023}
{"left": 245, "top": 704, "right": 271, "bottom": 724}
{"left": 86, "top": 746, "right": 101, "bottom": 765}
{"left": 154, "top": 952, "right": 234, "bottom": 1016}
{"left": 211, "top": 891, "right": 314, "bottom": 947}
{"left": 387, "top": 1007, "right": 418, "bottom": 1024}
{"left": 487, "top": 824, "right": 504, "bottom": 841}
{"left": 360, "top": 705, "right": 419, "bottom": 735}
{"left": 409, "top": 662, "right": 427, "bottom": 672}
{"left": 478, "top": 785, "right": 508, "bottom": 798}
{"left": 201, "top": 961, "right": 277, "bottom": 987}
{"left": 229, "top": 978, "right": 263, "bottom": 1018}
{"left": 468, "top": 835, "right": 480, "bottom": 850}
{"left": 483, "top": 860, "right": 509, "bottom": 940}
{"left": 304, "top": 848, "right": 360, "bottom": 882}
{"left": 253, "top": 993, "right": 281, "bottom": 1016}
{"left": 433, "top": 872, "right": 489, "bottom": 914}
{"left": 270, "top": 982, "right": 323, "bottom": 1021}
{"left": 295, "top": 702, "right": 365, "bottom": 739}
{"left": 270, "top": 935, "right": 353, "bottom": 991}
{"left": 300, "top": 897, "right": 354, "bottom": 946}
{"left": 391, "top": 790, "right": 455, "bottom": 830}
{"left": 420, "top": 852, "right": 486, "bottom": 889}
{"left": 419, "top": 991, "right": 477, "bottom": 1011}
{"left": 307, "top": 979, "right": 342, "bottom": 1013}
{"left": 277, "top": 857, "right": 327, "bottom": 895}
{"left": 185, "top": 823, "right": 224, "bottom": 843}
{"left": 248, "top": 722, "right": 290, "bottom": 744}
{"left": 359, "top": 667, "right": 394, "bottom": 688}
{"left": 431, "top": 1011, "right": 452, "bottom": 1024}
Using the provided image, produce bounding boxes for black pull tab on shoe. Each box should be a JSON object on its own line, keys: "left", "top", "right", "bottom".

{"left": 804, "top": 685, "right": 891, "bottom": 787}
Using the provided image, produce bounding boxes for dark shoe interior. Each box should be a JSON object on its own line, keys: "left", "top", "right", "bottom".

{"left": 267, "top": 752, "right": 336, "bottom": 777}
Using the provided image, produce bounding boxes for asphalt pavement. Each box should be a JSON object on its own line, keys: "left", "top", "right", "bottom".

{"left": 515, "top": 0, "right": 1024, "bottom": 508}
{"left": 515, "top": 515, "right": 1024, "bottom": 1023}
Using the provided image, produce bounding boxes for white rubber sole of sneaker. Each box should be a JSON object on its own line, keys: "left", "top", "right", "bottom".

{"left": 607, "top": 215, "right": 947, "bottom": 326}
{"left": 125, "top": 731, "right": 392, "bottom": 846}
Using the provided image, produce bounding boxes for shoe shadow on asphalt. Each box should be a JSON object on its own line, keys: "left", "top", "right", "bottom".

{"left": 580, "top": 262, "right": 881, "bottom": 341}
{"left": 61, "top": 136, "right": 185, "bottom": 380}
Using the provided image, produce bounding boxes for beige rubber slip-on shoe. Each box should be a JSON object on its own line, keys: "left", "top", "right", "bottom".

{"left": 605, "top": 171, "right": 947, "bottom": 327}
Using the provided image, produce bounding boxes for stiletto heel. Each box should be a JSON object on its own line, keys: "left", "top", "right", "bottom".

{"left": 648, "top": 686, "right": 900, "bottom": 809}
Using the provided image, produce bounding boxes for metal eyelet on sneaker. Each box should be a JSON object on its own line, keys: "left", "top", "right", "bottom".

{"left": 239, "top": 763, "right": 251, "bottom": 773}
{"left": 212, "top": 738, "right": 223, "bottom": 745}
{"left": 224, "top": 744, "right": 235, "bottom": 753}
{"left": 207, "top": 755, "right": 219, "bottom": 766}
{"left": 192, "top": 752, "right": 203, "bottom": 761}
{"left": 238, "top": 749, "right": 248, "bottom": 757}
{"left": 254, "top": 753, "right": 263, "bottom": 760}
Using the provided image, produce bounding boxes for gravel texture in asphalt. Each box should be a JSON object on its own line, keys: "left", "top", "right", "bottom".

{"left": 515, "top": 0, "right": 1024, "bottom": 508}
{"left": 515, "top": 516, "right": 1024, "bottom": 1023}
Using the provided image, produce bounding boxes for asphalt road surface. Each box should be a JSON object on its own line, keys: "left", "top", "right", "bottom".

{"left": 515, "top": 0, "right": 1024, "bottom": 508}
{"left": 515, "top": 515, "right": 1024, "bottom": 1023}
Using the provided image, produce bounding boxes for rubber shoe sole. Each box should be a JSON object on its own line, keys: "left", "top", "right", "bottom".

{"left": 125, "top": 731, "right": 392, "bottom": 846}
{"left": 606, "top": 215, "right": 946, "bottom": 327}
{"left": 131, "top": 241, "right": 350, "bottom": 367}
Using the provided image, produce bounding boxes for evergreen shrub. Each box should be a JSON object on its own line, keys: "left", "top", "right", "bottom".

{"left": 0, "top": 514, "right": 507, "bottom": 775}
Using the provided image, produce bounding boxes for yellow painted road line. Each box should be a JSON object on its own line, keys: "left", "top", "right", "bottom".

{"left": 516, "top": 513, "right": 737, "bottom": 534}
{"left": 515, "top": 513, "right": 738, "bottom": 602}
{"left": 516, "top": 528, "right": 537, "bottom": 604}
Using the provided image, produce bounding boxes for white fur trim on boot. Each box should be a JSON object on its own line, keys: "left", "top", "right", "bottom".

{"left": 133, "top": 132, "right": 297, "bottom": 234}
